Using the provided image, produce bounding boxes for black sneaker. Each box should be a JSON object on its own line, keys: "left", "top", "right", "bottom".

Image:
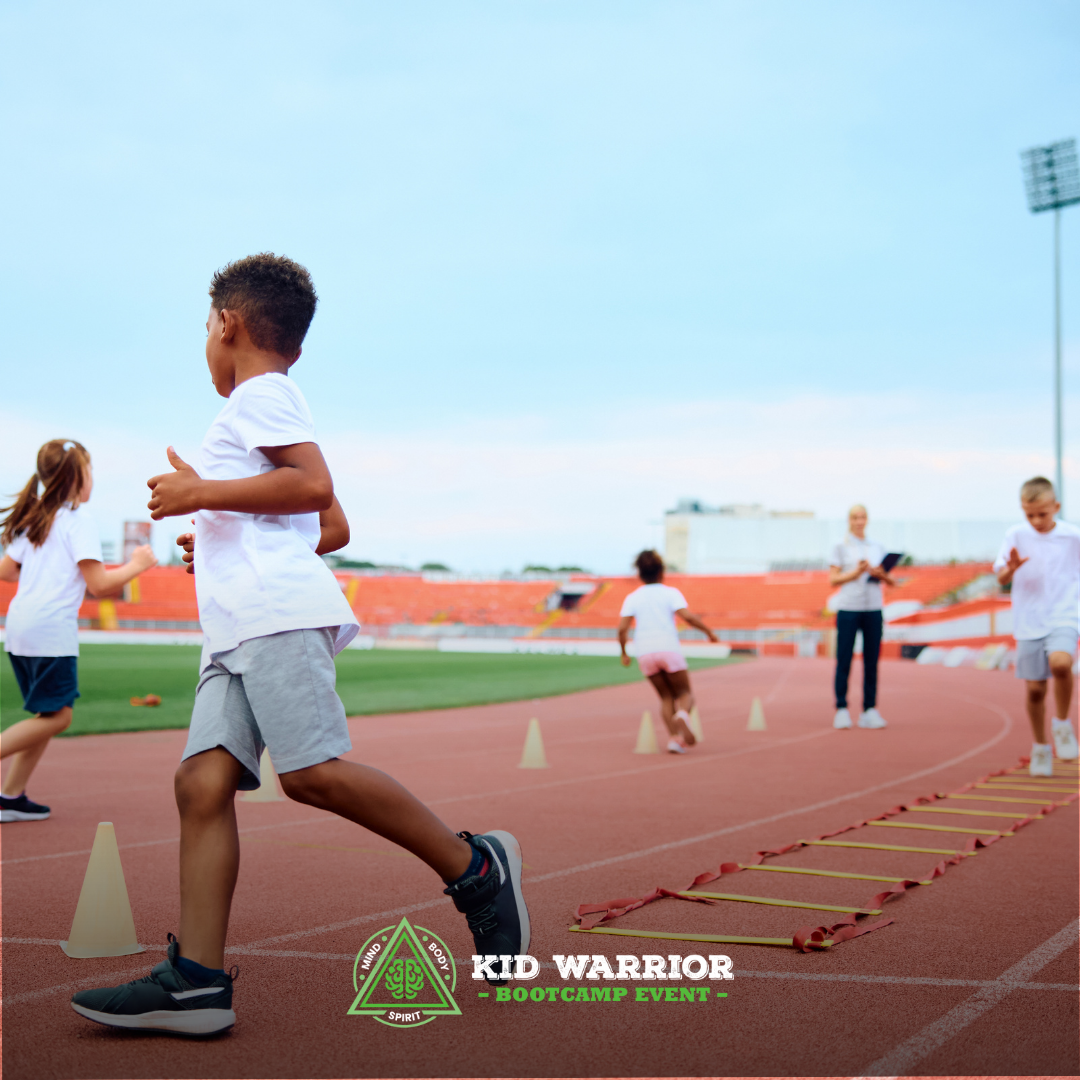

{"left": 71, "top": 935, "right": 236, "bottom": 1036}
{"left": 0, "top": 793, "right": 50, "bottom": 822}
{"left": 444, "top": 830, "right": 530, "bottom": 984}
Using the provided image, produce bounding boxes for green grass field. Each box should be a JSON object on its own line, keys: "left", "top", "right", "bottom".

{"left": 1, "top": 645, "right": 741, "bottom": 737}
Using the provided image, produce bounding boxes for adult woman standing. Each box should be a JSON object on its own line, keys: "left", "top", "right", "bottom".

{"left": 829, "top": 505, "right": 896, "bottom": 729}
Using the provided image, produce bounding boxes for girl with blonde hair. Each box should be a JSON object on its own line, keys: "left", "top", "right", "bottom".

{"left": 0, "top": 439, "right": 156, "bottom": 820}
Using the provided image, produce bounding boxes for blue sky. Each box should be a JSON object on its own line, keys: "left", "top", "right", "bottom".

{"left": 2, "top": 1, "right": 1078, "bottom": 572}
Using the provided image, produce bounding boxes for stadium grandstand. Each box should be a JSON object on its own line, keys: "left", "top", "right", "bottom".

{"left": 0, "top": 561, "right": 1004, "bottom": 659}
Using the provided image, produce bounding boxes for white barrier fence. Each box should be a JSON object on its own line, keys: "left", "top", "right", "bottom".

{"left": 435, "top": 638, "right": 732, "bottom": 659}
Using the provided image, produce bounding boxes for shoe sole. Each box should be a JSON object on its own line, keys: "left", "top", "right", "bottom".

{"left": 480, "top": 830, "right": 531, "bottom": 958}
{"left": 0, "top": 809, "right": 50, "bottom": 822}
{"left": 833, "top": 721, "right": 852, "bottom": 729}
{"left": 71, "top": 1001, "right": 235, "bottom": 1036}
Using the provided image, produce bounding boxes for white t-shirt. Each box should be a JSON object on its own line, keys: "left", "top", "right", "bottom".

{"left": 4, "top": 504, "right": 103, "bottom": 657}
{"left": 993, "top": 521, "right": 1080, "bottom": 640}
{"left": 194, "top": 372, "right": 358, "bottom": 668}
{"left": 620, "top": 583, "right": 688, "bottom": 655}
{"left": 829, "top": 535, "right": 885, "bottom": 612}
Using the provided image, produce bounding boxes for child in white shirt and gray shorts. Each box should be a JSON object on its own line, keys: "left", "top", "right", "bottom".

{"left": 994, "top": 476, "right": 1080, "bottom": 775}
{"left": 70, "top": 254, "right": 529, "bottom": 1039}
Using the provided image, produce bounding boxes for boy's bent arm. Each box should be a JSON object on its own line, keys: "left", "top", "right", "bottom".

{"left": 316, "top": 496, "right": 350, "bottom": 555}
{"left": 148, "top": 443, "right": 334, "bottom": 520}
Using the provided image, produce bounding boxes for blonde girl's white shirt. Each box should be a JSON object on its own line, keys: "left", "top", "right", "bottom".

{"left": 829, "top": 534, "right": 885, "bottom": 612}
{"left": 193, "top": 372, "right": 358, "bottom": 669}
{"left": 4, "top": 504, "right": 103, "bottom": 656}
{"left": 993, "top": 520, "right": 1080, "bottom": 640}
{"left": 620, "top": 583, "right": 688, "bottom": 655}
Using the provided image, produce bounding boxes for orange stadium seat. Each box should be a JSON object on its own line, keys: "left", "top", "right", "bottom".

{"left": 0, "top": 563, "right": 994, "bottom": 636}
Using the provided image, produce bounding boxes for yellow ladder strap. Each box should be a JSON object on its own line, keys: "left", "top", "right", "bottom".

{"left": 801, "top": 839, "right": 973, "bottom": 856}
{"left": 867, "top": 820, "right": 1009, "bottom": 837}
{"left": 740, "top": 864, "right": 932, "bottom": 885}
{"left": 680, "top": 891, "right": 881, "bottom": 915}
{"left": 946, "top": 794, "right": 1058, "bottom": 805}
{"left": 569, "top": 925, "right": 807, "bottom": 947}
{"left": 974, "top": 783, "right": 1077, "bottom": 794}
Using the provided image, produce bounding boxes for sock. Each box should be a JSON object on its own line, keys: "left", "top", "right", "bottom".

{"left": 445, "top": 843, "right": 489, "bottom": 887}
{"left": 1033, "top": 742, "right": 1051, "bottom": 751}
{"left": 175, "top": 953, "right": 226, "bottom": 986}
{"left": 1052, "top": 717, "right": 1070, "bottom": 727}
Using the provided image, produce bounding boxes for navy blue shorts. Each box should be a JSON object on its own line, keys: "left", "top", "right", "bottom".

{"left": 6, "top": 654, "right": 79, "bottom": 713}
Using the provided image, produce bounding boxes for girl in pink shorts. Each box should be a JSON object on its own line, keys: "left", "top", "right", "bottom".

{"left": 618, "top": 550, "right": 718, "bottom": 753}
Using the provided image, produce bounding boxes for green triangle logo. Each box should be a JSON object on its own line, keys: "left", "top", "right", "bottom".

{"left": 348, "top": 917, "right": 461, "bottom": 1023}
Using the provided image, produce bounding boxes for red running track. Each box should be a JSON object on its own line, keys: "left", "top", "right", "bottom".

{"left": 1, "top": 657, "right": 1077, "bottom": 1079}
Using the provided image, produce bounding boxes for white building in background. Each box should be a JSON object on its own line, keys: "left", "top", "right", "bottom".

{"left": 664, "top": 500, "right": 1014, "bottom": 574}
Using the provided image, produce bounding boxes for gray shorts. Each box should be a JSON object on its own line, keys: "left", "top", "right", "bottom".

{"left": 182, "top": 627, "right": 351, "bottom": 790}
{"left": 1015, "top": 629, "right": 1079, "bottom": 681}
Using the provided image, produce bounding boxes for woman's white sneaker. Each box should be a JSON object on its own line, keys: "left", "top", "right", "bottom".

{"left": 833, "top": 708, "right": 852, "bottom": 729}
{"left": 858, "top": 708, "right": 887, "bottom": 729}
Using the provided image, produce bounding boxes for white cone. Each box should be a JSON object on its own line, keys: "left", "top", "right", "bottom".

{"left": 60, "top": 822, "right": 144, "bottom": 958}
{"left": 633, "top": 711, "right": 660, "bottom": 754}
{"left": 747, "top": 697, "right": 767, "bottom": 731}
{"left": 242, "top": 747, "right": 284, "bottom": 801}
{"left": 518, "top": 718, "right": 550, "bottom": 768}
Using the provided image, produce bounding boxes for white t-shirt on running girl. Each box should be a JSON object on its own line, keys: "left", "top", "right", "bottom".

{"left": 620, "top": 584, "right": 688, "bottom": 655}
{"left": 3, "top": 504, "right": 103, "bottom": 657}
{"left": 193, "top": 372, "right": 359, "bottom": 668}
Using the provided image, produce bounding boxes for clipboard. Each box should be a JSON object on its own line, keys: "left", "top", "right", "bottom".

{"left": 879, "top": 552, "right": 903, "bottom": 573}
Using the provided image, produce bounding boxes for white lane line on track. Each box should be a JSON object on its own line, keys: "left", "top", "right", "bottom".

{"left": 1, "top": 964, "right": 158, "bottom": 1007}
{"left": 2, "top": 659, "right": 794, "bottom": 868}
{"left": 8, "top": 933, "right": 1077, "bottom": 995}
{"left": 186, "top": 695, "right": 1018, "bottom": 953}
{"left": 3, "top": 688, "right": 1016, "bottom": 958}
{"left": 0, "top": 814, "right": 334, "bottom": 867}
{"left": 424, "top": 727, "right": 833, "bottom": 807}
{"left": 5, "top": 939, "right": 1077, "bottom": 1007}
{"left": 520, "top": 699, "right": 1014, "bottom": 887}
{"left": 763, "top": 664, "right": 795, "bottom": 703}
{"left": 854, "top": 918, "right": 1080, "bottom": 1077}
{"left": 0, "top": 729, "right": 830, "bottom": 867}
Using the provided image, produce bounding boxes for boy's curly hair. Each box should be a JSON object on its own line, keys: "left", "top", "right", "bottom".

{"left": 209, "top": 253, "right": 318, "bottom": 358}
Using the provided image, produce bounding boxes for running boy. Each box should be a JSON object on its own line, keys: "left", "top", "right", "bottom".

{"left": 71, "top": 254, "right": 527, "bottom": 1037}
{"left": 994, "top": 476, "right": 1080, "bottom": 776}
{"left": 618, "top": 549, "right": 718, "bottom": 753}
{"left": 1, "top": 439, "right": 157, "bottom": 820}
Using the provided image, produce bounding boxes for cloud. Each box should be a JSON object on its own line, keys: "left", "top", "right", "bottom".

{"left": 2, "top": 389, "right": 1067, "bottom": 574}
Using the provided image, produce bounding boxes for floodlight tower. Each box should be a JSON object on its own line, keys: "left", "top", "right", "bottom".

{"left": 1021, "top": 138, "right": 1080, "bottom": 512}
